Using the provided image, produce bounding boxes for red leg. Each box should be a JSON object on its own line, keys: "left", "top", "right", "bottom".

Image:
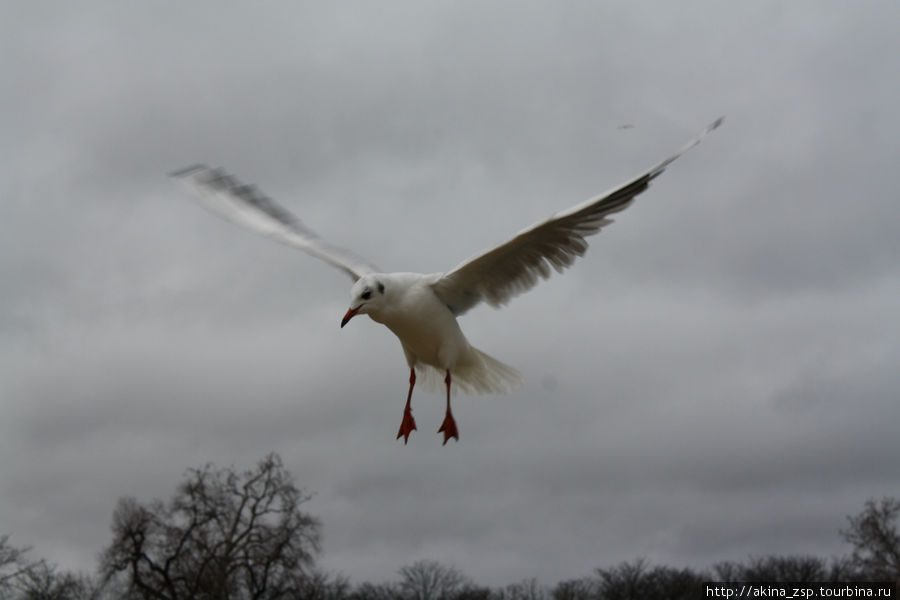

{"left": 396, "top": 368, "right": 418, "bottom": 444}
{"left": 437, "top": 370, "right": 459, "bottom": 445}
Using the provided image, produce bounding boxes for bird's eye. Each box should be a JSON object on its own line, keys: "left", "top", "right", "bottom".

{"left": 361, "top": 291, "right": 372, "bottom": 300}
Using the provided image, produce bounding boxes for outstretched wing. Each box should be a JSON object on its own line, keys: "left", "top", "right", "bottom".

{"left": 171, "top": 165, "right": 379, "bottom": 281}
{"left": 430, "top": 117, "right": 723, "bottom": 315}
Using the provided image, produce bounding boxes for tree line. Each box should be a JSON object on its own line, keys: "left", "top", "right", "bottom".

{"left": 2, "top": 453, "right": 897, "bottom": 599}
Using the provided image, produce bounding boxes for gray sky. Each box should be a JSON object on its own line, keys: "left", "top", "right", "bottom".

{"left": 2, "top": 1, "right": 898, "bottom": 587}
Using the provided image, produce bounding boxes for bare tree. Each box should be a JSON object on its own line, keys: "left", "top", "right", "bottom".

{"left": 1, "top": 536, "right": 104, "bottom": 600}
{"left": 1, "top": 535, "right": 56, "bottom": 600}
{"left": 498, "top": 577, "right": 548, "bottom": 600}
{"left": 100, "top": 453, "right": 320, "bottom": 600}
{"left": 1, "top": 535, "right": 33, "bottom": 596}
{"left": 842, "top": 497, "right": 900, "bottom": 584}
{"left": 452, "top": 585, "right": 492, "bottom": 600}
{"left": 13, "top": 562, "right": 95, "bottom": 600}
{"left": 594, "top": 558, "right": 705, "bottom": 600}
{"left": 397, "top": 560, "right": 469, "bottom": 600}
{"left": 349, "top": 581, "right": 400, "bottom": 600}
{"left": 713, "top": 555, "right": 857, "bottom": 585}
{"left": 292, "top": 569, "right": 351, "bottom": 600}
{"left": 595, "top": 558, "right": 649, "bottom": 600}
{"left": 742, "top": 555, "right": 845, "bottom": 583}
{"left": 549, "top": 577, "right": 597, "bottom": 600}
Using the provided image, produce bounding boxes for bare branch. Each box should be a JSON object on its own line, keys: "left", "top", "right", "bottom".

{"left": 99, "top": 453, "right": 320, "bottom": 599}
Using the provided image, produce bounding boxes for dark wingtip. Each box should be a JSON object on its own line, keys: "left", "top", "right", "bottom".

{"left": 168, "top": 164, "right": 208, "bottom": 178}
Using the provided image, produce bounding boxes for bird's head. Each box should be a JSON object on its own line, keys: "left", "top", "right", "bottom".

{"left": 341, "top": 275, "right": 387, "bottom": 328}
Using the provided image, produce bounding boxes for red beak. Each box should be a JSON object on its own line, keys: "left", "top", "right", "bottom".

{"left": 341, "top": 306, "right": 360, "bottom": 328}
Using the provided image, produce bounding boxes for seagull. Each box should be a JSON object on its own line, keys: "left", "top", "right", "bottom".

{"left": 172, "top": 117, "right": 723, "bottom": 445}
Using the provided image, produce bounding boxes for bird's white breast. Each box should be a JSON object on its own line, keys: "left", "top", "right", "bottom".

{"left": 371, "top": 274, "right": 470, "bottom": 370}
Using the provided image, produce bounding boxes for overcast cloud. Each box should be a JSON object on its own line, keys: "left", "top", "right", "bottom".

{"left": 2, "top": 1, "right": 898, "bottom": 587}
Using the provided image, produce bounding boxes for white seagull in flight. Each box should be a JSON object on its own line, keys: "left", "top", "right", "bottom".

{"left": 172, "top": 117, "right": 722, "bottom": 445}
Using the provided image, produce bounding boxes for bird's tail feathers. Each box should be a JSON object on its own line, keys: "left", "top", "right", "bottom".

{"left": 415, "top": 348, "right": 523, "bottom": 396}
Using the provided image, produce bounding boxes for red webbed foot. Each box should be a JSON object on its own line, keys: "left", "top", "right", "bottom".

{"left": 396, "top": 407, "right": 417, "bottom": 444}
{"left": 438, "top": 413, "right": 459, "bottom": 445}
{"left": 438, "top": 370, "right": 459, "bottom": 445}
{"left": 397, "top": 368, "right": 418, "bottom": 444}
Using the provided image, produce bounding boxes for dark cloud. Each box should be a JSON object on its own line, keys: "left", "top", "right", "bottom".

{"left": 1, "top": 0, "right": 898, "bottom": 589}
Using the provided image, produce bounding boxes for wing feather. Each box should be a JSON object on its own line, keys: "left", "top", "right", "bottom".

{"left": 171, "top": 165, "right": 378, "bottom": 281}
{"left": 430, "top": 118, "right": 723, "bottom": 315}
